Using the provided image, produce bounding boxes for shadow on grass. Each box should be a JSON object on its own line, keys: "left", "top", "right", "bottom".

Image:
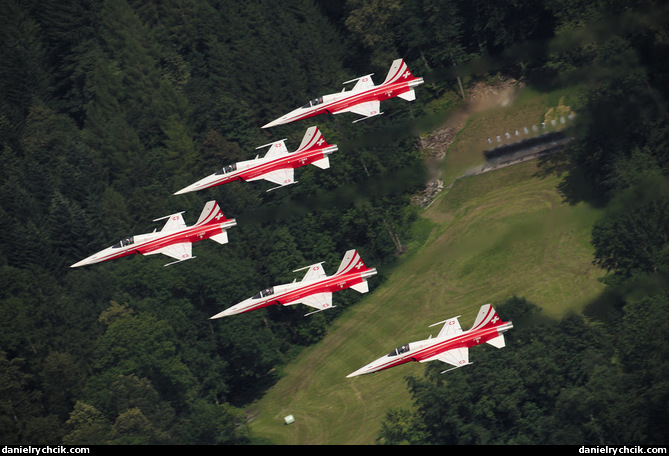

{"left": 533, "top": 147, "right": 608, "bottom": 209}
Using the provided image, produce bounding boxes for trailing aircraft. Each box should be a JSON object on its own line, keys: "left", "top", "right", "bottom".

{"left": 71, "top": 201, "right": 236, "bottom": 267}
{"left": 347, "top": 304, "right": 513, "bottom": 377}
{"left": 174, "top": 126, "right": 337, "bottom": 194}
{"left": 262, "top": 59, "right": 424, "bottom": 128}
{"left": 210, "top": 249, "right": 377, "bottom": 318}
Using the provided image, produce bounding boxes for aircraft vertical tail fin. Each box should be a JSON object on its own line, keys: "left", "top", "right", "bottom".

{"left": 196, "top": 200, "right": 230, "bottom": 226}
{"left": 382, "top": 58, "right": 420, "bottom": 85}
{"left": 470, "top": 304, "right": 508, "bottom": 331}
{"left": 335, "top": 249, "right": 370, "bottom": 275}
{"left": 295, "top": 126, "right": 336, "bottom": 153}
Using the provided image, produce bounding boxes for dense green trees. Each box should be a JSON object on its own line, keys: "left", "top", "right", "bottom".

{"left": 1, "top": 0, "right": 667, "bottom": 445}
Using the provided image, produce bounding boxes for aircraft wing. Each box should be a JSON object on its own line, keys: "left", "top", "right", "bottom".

{"left": 251, "top": 168, "right": 295, "bottom": 188}
{"left": 421, "top": 347, "right": 470, "bottom": 371}
{"left": 333, "top": 100, "right": 381, "bottom": 121}
{"left": 149, "top": 242, "right": 193, "bottom": 266}
{"left": 350, "top": 74, "right": 375, "bottom": 92}
{"left": 261, "top": 140, "right": 289, "bottom": 159}
{"left": 430, "top": 316, "right": 463, "bottom": 339}
{"left": 298, "top": 263, "right": 326, "bottom": 282}
{"left": 157, "top": 212, "right": 187, "bottom": 232}
{"left": 286, "top": 292, "right": 333, "bottom": 315}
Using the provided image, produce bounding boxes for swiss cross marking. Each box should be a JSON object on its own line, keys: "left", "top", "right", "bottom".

{"left": 492, "top": 315, "right": 499, "bottom": 324}
{"left": 402, "top": 70, "right": 410, "bottom": 79}
{"left": 317, "top": 138, "right": 324, "bottom": 146}
{"left": 355, "top": 261, "right": 364, "bottom": 270}
{"left": 215, "top": 213, "right": 224, "bottom": 220}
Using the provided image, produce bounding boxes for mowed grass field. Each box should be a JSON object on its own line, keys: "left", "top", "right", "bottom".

{"left": 247, "top": 86, "right": 604, "bottom": 445}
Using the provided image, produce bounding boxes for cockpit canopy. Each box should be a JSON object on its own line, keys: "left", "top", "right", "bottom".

{"left": 252, "top": 287, "right": 274, "bottom": 299}
{"left": 111, "top": 237, "right": 134, "bottom": 249}
{"left": 301, "top": 96, "right": 323, "bottom": 109}
{"left": 215, "top": 164, "right": 237, "bottom": 175}
{"left": 388, "top": 344, "right": 410, "bottom": 357}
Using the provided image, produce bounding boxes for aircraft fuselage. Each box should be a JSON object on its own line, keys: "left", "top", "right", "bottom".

{"left": 264, "top": 76, "right": 423, "bottom": 128}
{"left": 218, "top": 267, "right": 377, "bottom": 317}
{"left": 71, "top": 220, "right": 235, "bottom": 267}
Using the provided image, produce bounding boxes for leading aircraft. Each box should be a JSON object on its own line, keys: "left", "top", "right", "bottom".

{"left": 71, "top": 201, "right": 237, "bottom": 268}
{"left": 262, "top": 59, "right": 424, "bottom": 128}
{"left": 174, "top": 126, "right": 337, "bottom": 194}
{"left": 210, "top": 249, "right": 377, "bottom": 319}
{"left": 347, "top": 304, "right": 513, "bottom": 377}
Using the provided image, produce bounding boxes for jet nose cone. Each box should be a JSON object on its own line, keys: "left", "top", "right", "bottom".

{"left": 173, "top": 186, "right": 193, "bottom": 195}
{"left": 174, "top": 174, "right": 220, "bottom": 195}
{"left": 262, "top": 118, "right": 283, "bottom": 129}
{"left": 70, "top": 255, "right": 98, "bottom": 268}
{"left": 346, "top": 369, "right": 363, "bottom": 378}
{"left": 210, "top": 308, "right": 233, "bottom": 319}
{"left": 346, "top": 363, "right": 375, "bottom": 378}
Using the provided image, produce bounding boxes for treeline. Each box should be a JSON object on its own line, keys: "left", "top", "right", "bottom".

{"left": 0, "top": 0, "right": 666, "bottom": 446}
{"left": 376, "top": 0, "right": 669, "bottom": 446}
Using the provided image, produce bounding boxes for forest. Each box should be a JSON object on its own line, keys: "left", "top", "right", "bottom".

{"left": 0, "top": 0, "right": 667, "bottom": 446}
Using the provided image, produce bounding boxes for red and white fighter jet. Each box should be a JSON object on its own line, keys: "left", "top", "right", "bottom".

{"left": 70, "top": 201, "right": 236, "bottom": 268}
{"left": 347, "top": 304, "right": 513, "bottom": 377}
{"left": 261, "top": 59, "right": 424, "bottom": 128}
{"left": 210, "top": 249, "right": 377, "bottom": 319}
{"left": 174, "top": 126, "right": 337, "bottom": 194}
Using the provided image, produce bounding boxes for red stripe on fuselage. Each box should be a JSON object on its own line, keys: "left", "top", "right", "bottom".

{"left": 92, "top": 223, "right": 225, "bottom": 264}
{"left": 369, "top": 326, "right": 505, "bottom": 373}
{"left": 281, "top": 79, "right": 417, "bottom": 124}
{"left": 241, "top": 268, "right": 371, "bottom": 313}
{"left": 197, "top": 147, "right": 331, "bottom": 191}
{"left": 239, "top": 147, "right": 329, "bottom": 180}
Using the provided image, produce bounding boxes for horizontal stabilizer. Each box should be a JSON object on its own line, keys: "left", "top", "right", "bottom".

{"left": 350, "top": 280, "right": 369, "bottom": 293}
{"left": 209, "top": 232, "right": 229, "bottom": 245}
{"left": 397, "top": 88, "right": 416, "bottom": 101}
{"left": 486, "top": 334, "right": 506, "bottom": 348}
{"left": 311, "top": 157, "right": 330, "bottom": 169}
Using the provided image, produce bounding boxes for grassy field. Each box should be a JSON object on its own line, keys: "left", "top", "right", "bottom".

{"left": 247, "top": 160, "right": 605, "bottom": 444}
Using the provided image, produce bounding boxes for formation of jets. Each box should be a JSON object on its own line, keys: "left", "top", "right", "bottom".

{"left": 71, "top": 58, "right": 515, "bottom": 378}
